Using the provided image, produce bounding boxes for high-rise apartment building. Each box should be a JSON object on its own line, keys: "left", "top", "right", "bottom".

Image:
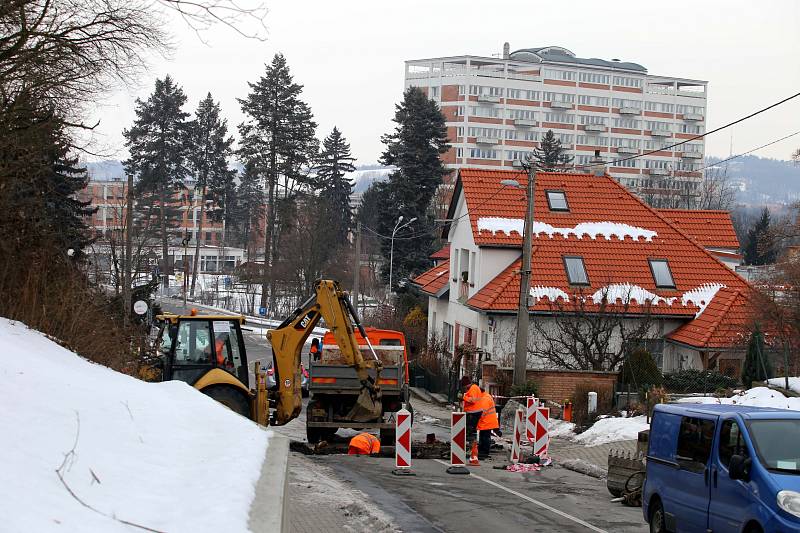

{"left": 405, "top": 44, "right": 707, "bottom": 207}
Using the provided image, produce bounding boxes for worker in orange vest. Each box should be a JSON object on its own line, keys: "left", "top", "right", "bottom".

{"left": 309, "top": 338, "right": 321, "bottom": 361}
{"left": 476, "top": 390, "right": 499, "bottom": 459}
{"left": 348, "top": 432, "right": 381, "bottom": 455}
{"left": 460, "top": 376, "right": 483, "bottom": 446}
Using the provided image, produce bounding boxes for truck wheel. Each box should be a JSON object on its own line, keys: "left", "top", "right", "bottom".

{"left": 203, "top": 386, "right": 251, "bottom": 419}
{"left": 306, "top": 426, "right": 323, "bottom": 444}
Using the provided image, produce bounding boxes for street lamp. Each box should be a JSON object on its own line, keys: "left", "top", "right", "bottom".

{"left": 388, "top": 215, "right": 417, "bottom": 297}
{"left": 502, "top": 163, "right": 536, "bottom": 387}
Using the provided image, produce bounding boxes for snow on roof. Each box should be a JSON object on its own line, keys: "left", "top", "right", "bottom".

{"left": 530, "top": 286, "right": 570, "bottom": 303}
{"left": 477, "top": 218, "right": 657, "bottom": 242}
{"left": 411, "top": 259, "right": 450, "bottom": 296}
{"left": 591, "top": 283, "right": 675, "bottom": 306}
{"left": 681, "top": 283, "right": 726, "bottom": 317}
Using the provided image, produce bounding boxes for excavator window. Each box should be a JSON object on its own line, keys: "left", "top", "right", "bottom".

{"left": 171, "top": 320, "right": 214, "bottom": 384}
{"left": 211, "top": 320, "right": 246, "bottom": 383}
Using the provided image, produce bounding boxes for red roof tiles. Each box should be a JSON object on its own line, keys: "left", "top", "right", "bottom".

{"left": 657, "top": 209, "right": 740, "bottom": 249}
{"left": 411, "top": 259, "right": 450, "bottom": 296}
{"left": 430, "top": 244, "right": 450, "bottom": 260}
{"left": 449, "top": 169, "right": 754, "bottom": 346}
{"left": 667, "top": 287, "right": 753, "bottom": 349}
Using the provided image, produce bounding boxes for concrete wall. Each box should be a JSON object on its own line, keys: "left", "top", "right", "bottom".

{"left": 248, "top": 433, "right": 290, "bottom": 533}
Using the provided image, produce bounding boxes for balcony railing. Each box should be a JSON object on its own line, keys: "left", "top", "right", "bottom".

{"left": 681, "top": 152, "right": 703, "bottom": 159}
{"left": 458, "top": 281, "right": 469, "bottom": 302}
{"left": 549, "top": 101, "right": 573, "bottom": 109}
{"left": 476, "top": 137, "right": 500, "bottom": 145}
{"left": 584, "top": 124, "right": 606, "bottom": 132}
{"left": 477, "top": 94, "right": 500, "bottom": 103}
{"left": 616, "top": 146, "right": 639, "bottom": 155}
{"left": 683, "top": 113, "right": 704, "bottom": 121}
{"left": 650, "top": 130, "right": 672, "bottom": 137}
{"left": 514, "top": 119, "right": 537, "bottom": 127}
{"left": 619, "top": 107, "right": 642, "bottom": 115}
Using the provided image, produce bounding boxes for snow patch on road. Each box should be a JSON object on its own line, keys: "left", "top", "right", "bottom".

{"left": 0, "top": 317, "right": 269, "bottom": 533}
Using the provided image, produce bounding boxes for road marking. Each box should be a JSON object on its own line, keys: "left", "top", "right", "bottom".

{"left": 433, "top": 459, "right": 608, "bottom": 532}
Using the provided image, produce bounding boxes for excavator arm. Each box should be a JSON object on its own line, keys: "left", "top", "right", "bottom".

{"left": 266, "top": 279, "right": 383, "bottom": 426}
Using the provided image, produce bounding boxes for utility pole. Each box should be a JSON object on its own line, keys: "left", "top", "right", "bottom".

{"left": 513, "top": 164, "right": 536, "bottom": 387}
{"left": 353, "top": 221, "right": 361, "bottom": 316}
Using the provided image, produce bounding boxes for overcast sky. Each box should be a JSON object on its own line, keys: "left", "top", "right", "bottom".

{"left": 86, "top": 0, "right": 800, "bottom": 165}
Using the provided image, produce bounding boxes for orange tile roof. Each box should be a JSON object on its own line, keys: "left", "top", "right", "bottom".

{"left": 657, "top": 209, "right": 740, "bottom": 249}
{"left": 411, "top": 259, "right": 450, "bottom": 296}
{"left": 667, "top": 287, "right": 753, "bottom": 349}
{"left": 451, "top": 169, "right": 753, "bottom": 344}
{"left": 430, "top": 244, "right": 450, "bottom": 260}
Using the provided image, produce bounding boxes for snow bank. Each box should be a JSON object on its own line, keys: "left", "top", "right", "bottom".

{"left": 0, "top": 318, "right": 269, "bottom": 533}
{"left": 477, "top": 217, "right": 657, "bottom": 242}
{"left": 572, "top": 416, "right": 650, "bottom": 447}
{"left": 676, "top": 387, "right": 800, "bottom": 411}
{"left": 766, "top": 377, "right": 800, "bottom": 394}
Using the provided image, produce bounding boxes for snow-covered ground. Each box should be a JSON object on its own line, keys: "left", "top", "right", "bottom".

{"left": 0, "top": 318, "right": 269, "bottom": 532}
{"left": 767, "top": 377, "right": 800, "bottom": 394}
{"left": 676, "top": 386, "right": 800, "bottom": 411}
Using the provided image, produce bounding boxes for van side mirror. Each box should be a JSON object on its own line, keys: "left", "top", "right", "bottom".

{"left": 729, "top": 454, "right": 752, "bottom": 481}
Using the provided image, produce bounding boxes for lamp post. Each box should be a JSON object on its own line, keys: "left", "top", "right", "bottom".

{"left": 501, "top": 163, "right": 536, "bottom": 387}
{"left": 388, "top": 215, "right": 417, "bottom": 297}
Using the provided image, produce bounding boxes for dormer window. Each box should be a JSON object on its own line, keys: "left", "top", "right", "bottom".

{"left": 546, "top": 190, "right": 569, "bottom": 212}
{"left": 563, "top": 256, "right": 589, "bottom": 285}
{"left": 649, "top": 259, "right": 676, "bottom": 289}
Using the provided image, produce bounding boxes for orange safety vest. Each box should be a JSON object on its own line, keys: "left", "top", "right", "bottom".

{"left": 476, "top": 391, "right": 499, "bottom": 431}
{"left": 214, "top": 339, "right": 226, "bottom": 366}
{"left": 463, "top": 383, "right": 483, "bottom": 413}
{"left": 348, "top": 432, "right": 381, "bottom": 455}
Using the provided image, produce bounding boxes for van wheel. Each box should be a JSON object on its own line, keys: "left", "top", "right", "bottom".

{"left": 744, "top": 524, "right": 763, "bottom": 533}
{"left": 649, "top": 500, "right": 666, "bottom": 533}
{"left": 204, "top": 387, "right": 251, "bottom": 418}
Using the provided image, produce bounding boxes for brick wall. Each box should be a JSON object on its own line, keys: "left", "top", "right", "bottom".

{"left": 482, "top": 362, "right": 618, "bottom": 405}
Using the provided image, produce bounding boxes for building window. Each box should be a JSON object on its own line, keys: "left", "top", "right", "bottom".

{"left": 613, "top": 158, "right": 638, "bottom": 168}
{"left": 612, "top": 98, "right": 642, "bottom": 109}
{"left": 469, "top": 106, "right": 501, "bottom": 118}
{"left": 506, "top": 149, "right": 533, "bottom": 161}
{"left": 613, "top": 76, "right": 642, "bottom": 88}
{"left": 543, "top": 112, "right": 575, "bottom": 124}
{"left": 610, "top": 138, "right": 640, "bottom": 148}
{"left": 458, "top": 85, "right": 466, "bottom": 96}
{"left": 442, "top": 322, "right": 454, "bottom": 353}
{"left": 578, "top": 72, "right": 610, "bottom": 84}
{"left": 468, "top": 127, "right": 502, "bottom": 138}
{"left": 576, "top": 135, "right": 609, "bottom": 146}
{"left": 613, "top": 117, "right": 641, "bottom": 129}
{"left": 646, "top": 120, "right": 671, "bottom": 132}
{"left": 456, "top": 147, "right": 463, "bottom": 158}
{"left": 680, "top": 123, "right": 704, "bottom": 134}
{"left": 649, "top": 259, "right": 675, "bottom": 288}
{"left": 543, "top": 68, "right": 576, "bottom": 81}
{"left": 455, "top": 106, "right": 465, "bottom": 117}
{"left": 546, "top": 190, "right": 569, "bottom": 211}
{"left": 577, "top": 95, "right": 610, "bottom": 106}
{"left": 542, "top": 92, "right": 575, "bottom": 103}
{"left": 469, "top": 148, "right": 499, "bottom": 159}
{"left": 579, "top": 115, "right": 608, "bottom": 126}
{"left": 563, "top": 256, "right": 589, "bottom": 285}
{"left": 507, "top": 109, "right": 537, "bottom": 121}
{"left": 457, "top": 126, "right": 464, "bottom": 137}
{"left": 645, "top": 101, "right": 674, "bottom": 113}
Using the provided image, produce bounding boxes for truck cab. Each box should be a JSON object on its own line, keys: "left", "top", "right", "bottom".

{"left": 644, "top": 403, "right": 800, "bottom": 533}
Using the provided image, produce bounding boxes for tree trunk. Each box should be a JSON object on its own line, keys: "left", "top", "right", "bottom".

{"left": 159, "top": 188, "right": 169, "bottom": 290}
{"left": 190, "top": 185, "right": 205, "bottom": 297}
{"left": 260, "top": 175, "right": 274, "bottom": 311}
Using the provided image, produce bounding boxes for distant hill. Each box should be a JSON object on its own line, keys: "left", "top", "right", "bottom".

{"left": 706, "top": 155, "right": 800, "bottom": 205}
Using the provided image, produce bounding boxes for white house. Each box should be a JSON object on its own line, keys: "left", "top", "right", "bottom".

{"left": 412, "top": 169, "right": 753, "bottom": 376}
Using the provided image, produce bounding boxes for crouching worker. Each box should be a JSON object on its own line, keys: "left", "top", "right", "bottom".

{"left": 476, "top": 390, "right": 499, "bottom": 459}
{"left": 348, "top": 432, "right": 381, "bottom": 455}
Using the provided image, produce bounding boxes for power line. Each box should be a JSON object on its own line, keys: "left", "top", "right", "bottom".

{"left": 568, "top": 90, "right": 800, "bottom": 172}
{"left": 696, "top": 129, "right": 800, "bottom": 173}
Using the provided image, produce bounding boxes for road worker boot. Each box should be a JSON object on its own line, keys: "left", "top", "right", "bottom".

{"left": 469, "top": 441, "right": 480, "bottom": 466}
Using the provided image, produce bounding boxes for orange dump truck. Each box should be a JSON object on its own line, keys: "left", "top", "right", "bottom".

{"left": 306, "top": 327, "right": 410, "bottom": 444}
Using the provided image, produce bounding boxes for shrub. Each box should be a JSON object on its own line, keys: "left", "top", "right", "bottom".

{"left": 663, "top": 369, "right": 738, "bottom": 393}
{"left": 509, "top": 380, "right": 538, "bottom": 399}
{"left": 621, "top": 347, "right": 663, "bottom": 389}
{"left": 742, "top": 324, "right": 772, "bottom": 388}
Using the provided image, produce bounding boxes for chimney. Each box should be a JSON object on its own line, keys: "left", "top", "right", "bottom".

{"left": 590, "top": 149, "right": 605, "bottom": 176}
{"left": 503, "top": 42, "right": 510, "bottom": 60}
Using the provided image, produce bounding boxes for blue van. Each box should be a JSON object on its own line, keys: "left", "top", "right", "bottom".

{"left": 644, "top": 403, "right": 800, "bottom": 533}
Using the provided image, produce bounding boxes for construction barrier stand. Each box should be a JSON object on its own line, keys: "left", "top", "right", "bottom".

{"left": 392, "top": 408, "right": 415, "bottom": 476}
{"left": 510, "top": 408, "right": 524, "bottom": 464}
{"left": 447, "top": 411, "right": 470, "bottom": 475}
{"left": 534, "top": 406, "right": 550, "bottom": 458}
{"left": 525, "top": 396, "right": 538, "bottom": 444}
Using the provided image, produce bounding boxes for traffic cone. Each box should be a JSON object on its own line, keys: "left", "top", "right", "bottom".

{"left": 469, "top": 441, "right": 480, "bottom": 466}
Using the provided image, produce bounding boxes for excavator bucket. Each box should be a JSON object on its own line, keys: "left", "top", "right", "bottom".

{"left": 346, "top": 386, "right": 383, "bottom": 422}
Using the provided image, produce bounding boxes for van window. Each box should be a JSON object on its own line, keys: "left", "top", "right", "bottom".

{"left": 719, "top": 420, "right": 748, "bottom": 468}
{"left": 676, "top": 416, "right": 715, "bottom": 472}
{"left": 748, "top": 419, "right": 800, "bottom": 474}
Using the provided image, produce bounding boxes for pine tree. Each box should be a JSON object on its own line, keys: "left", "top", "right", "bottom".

{"left": 742, "top": 323, "right": 772, "bottom": 388}
{"left": 238, "top": 54, "right": 318, "bottom": 311}
{"left": 186, "top": 93, "right": 235, "bottom": 296}
{"left": 744, "top": 207, "right": 776, "bottom": 265}
{"left": 378, "top": 87, "right": 450, "bottom": 289}
{"left": 228, "top": 161, "right": 265, "bottom": 261}
{"left": 315, "top": 127, "right": 356, "bottom": 245}
{"left": 123, "top": 75, "right": 190, "bottom": 288}
{"left": 532, "top": 129, "right": 573, "bottom": 171}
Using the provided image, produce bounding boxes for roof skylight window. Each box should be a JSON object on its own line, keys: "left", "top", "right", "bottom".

{"left": 649, "top": 259, "right": 676, "bottom": 289}
{"left": 546, "top": 190, "right": 569, "bottom": 211}
{"left": 563, "top": 256, "right": 589, "bottom": 285}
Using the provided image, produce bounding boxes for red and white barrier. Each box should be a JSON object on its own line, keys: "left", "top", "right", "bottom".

{"left": 510, "top": 408, "right": 524, "bottom": 464}
{"left": 392, "top": 408, "right": 414, "bottom": 476}
{"left": 446, "top": 411, "right": 470, "bottom": 475}
{"left": 525, "top": 396, "right": 538, "bottom": 444}
{"left": 534, "top": 406, "right": 550, "bottom": 458}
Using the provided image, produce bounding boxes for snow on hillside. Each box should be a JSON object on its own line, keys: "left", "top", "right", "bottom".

{"left": 0, "top": 318, "right": 269, "bottom": 532}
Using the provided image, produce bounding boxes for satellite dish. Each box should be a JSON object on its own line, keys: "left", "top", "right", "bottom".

{"left": 133, "top": 300, "right": 148, "bottom": 315}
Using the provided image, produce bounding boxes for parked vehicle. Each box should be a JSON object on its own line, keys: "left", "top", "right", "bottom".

{"left": 266, "top": 361, "right": 308, "bottom": 397}
{"left": 644, "top": 403, "right": 800, "bottom": 533}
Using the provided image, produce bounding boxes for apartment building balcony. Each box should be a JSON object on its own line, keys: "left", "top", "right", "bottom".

{"left": 619, "top": 107, "right": 642, "bottom": 115}
{"left": 549, "top": 101, "right": 572, "bottom": 109}
{"left": 477, "top": 94, "right": 500, "bottom": 103}
{"left": 616, "top": 146, "right": 639, "bottom": 155}
{"left": 476, "top": 137, "right": 500, "bottom": 145}
{"left": 681, "top": 152, "right": 703, "bottom": 159}
{"left": 584, "top": 124, "right": 606, "bottom": 132}
{"left": 649, "top": 168, "right": 669, "bottom": 176}
{"left": 683, "top": 113, "right": 704, "bottom": 121}
{"left": 650, "top": 130, "right": 672, "bottom": 137}
{"left": 458, "top": 280, "right": 470, "bottom": 303}
{"left": 514, "top": 119, "right": 537, "bottom": 127}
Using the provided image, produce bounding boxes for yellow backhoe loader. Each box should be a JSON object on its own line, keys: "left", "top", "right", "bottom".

{"left": 152, "top": 279, "right": 383, "bottom": 426}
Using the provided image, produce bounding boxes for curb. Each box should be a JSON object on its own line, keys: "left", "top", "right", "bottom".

{"left": 248, "top": 433, "right": 290, "bottom": 533}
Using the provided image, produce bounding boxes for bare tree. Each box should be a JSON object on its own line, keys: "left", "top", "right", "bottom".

{"left": 697, "top": 166, "right": 737, "bottom": 210}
